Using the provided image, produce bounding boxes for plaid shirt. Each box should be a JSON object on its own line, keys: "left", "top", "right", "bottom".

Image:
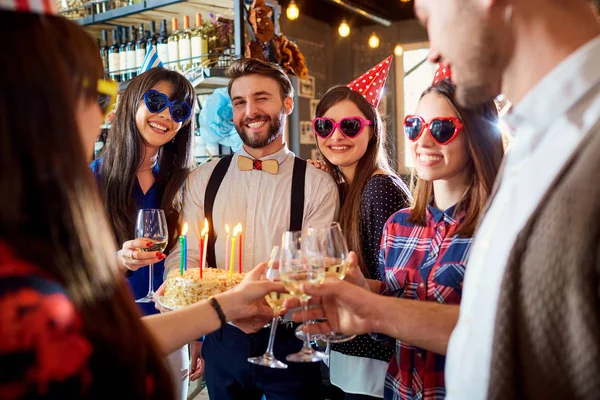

{"left": 377, "top": 205, "right": 471, "bottom": 400}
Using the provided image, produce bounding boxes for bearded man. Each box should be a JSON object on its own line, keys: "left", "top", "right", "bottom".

{"left": 165, "top": 58, "right": 338, "bottom": 400}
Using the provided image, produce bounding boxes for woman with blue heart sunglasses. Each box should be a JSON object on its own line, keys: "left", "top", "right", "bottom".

{"left": 92, "top": 67, "right": 196, "bottom": 400}
{"left": 144, "top": 89, "right": 192, "bottom": 123}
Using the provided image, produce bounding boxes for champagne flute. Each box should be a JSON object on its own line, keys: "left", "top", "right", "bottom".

{"left": 248, "top": 246, "right": 291, "bottom": 369}
{"left": 280, "top": 231, "right": 326, "bottom": 363}
{"left": 135, "top": 209, "right": 168, "bottom": 303}
{"left": 309, "top": 222, "right": 356, "bottom": 343}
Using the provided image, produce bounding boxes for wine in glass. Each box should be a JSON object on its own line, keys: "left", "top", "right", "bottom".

{"left": 248, "top": 246, "right": 292, "bottom": 369}
{"left": 135, "top": 208, "right": 168, "bottom": 303}
{"left": 309, "top": 222, "right": 357, "bottom": 343}
{"left": 279, "top": 231, "right": 326, "bottom": 363}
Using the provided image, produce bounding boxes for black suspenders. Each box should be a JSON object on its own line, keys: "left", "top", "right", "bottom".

{"left": 289, "top": 157, "right": 306, "bottom": 232}
{"left": 204, "top": 154, "right": 234, "bottom": 270}
{"left": 204, "top": 154, "right": 307, "bottom": 269}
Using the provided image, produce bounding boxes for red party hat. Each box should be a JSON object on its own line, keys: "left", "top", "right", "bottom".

{"left": 0, "top": 0, "right": 58, "bottom": 14}
{"left": 432, "top": 64, "right": 452, "bottom": 85}
{"left": 347, "top": 55, "right": 393, "bottom": 108}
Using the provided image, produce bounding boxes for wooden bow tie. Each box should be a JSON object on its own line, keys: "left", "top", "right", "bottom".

{"left": 237, "top": 156, "right": 279, "bottom": 175}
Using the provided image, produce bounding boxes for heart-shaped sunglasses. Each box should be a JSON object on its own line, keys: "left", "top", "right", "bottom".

{"left": 312, "top": 116, "right": 373, "bottom": 139}
{"left": 143, "top": 89, "right": 192, "bottom": 123}
{"left": 404, "top": 115, "right": 463, "bottom": 145}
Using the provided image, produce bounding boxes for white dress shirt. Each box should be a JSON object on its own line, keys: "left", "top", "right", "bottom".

{"left": 165, "top": 145, "right": 339, "bottom": 274}
{"left": 445, "top": 35, "right": 600, "bottom": 399}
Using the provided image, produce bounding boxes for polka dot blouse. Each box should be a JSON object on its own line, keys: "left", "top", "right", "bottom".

{"left": 332, "top": 174, "right": 411, "bottom": 362}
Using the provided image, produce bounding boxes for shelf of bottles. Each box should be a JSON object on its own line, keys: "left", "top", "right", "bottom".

{"left": 98, "top": 14, "right": 235, "bottom": 86}
{"left": 56, "top": 0, "right": 233, "bottom": 25}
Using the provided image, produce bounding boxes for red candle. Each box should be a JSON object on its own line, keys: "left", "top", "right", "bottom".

{"left": 199, "top": 237, "right": 204, "bottom": 272}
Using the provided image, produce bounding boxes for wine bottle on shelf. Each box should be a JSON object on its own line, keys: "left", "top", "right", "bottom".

{"left": 147, "top": 20, "right": 157, "bottom": 47}
{"left": 136, "top": 23, "right": 147, "bottom": 71}
{"left": 119, "top": 27, "right": 128, "bottom": 80}
{"left": 167, "top": 18, "right": 180, "bottom": 69}
{"left": 126, "top": 26, "right": 137, "bottom": 80}
{"left": 179, "top": 15, "right": 192, "bottom": 70}
{"left": 100, "top": 29, "right": 109, "bottom": 75}
{"left": 108, "top": 28, "right": 121, "bottom": 81}
{"left": 191, "top": 13, "right": 208, "bottom": 67}
{"left": 157, "top": 19, "right": 170, "bottom": 66}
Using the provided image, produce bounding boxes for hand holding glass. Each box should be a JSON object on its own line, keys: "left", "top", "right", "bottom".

{"left": 247, "top": 246, "right": 291, "bottom": 369}
{"left": 280, "top": 231, "right": 326, "bottom": 363}
{"left": 310, "top": 222, "right": 357, "bottom": 343}
{"left": 135, "top": 209, "right": 168, "bottom": 303}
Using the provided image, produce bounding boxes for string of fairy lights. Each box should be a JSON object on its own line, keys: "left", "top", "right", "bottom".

{"left": 285, "top": 0, "right": 407, "bottom": 54}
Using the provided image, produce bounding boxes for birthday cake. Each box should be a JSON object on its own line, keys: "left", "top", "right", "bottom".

{"left": 161, "top": 268, "right": 245, "bottom": 309}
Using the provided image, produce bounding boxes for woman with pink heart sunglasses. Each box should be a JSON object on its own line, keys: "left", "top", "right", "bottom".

{"left": 310, "top": 57, "right": 412, "bottom": 400}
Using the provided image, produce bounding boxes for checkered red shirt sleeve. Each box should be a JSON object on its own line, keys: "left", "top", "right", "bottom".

{"left": 377, "top": 207, "right": 472, "bottom": 400}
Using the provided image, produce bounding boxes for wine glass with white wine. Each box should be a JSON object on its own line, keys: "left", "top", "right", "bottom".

{"left": 308, "top": 222, "right": 356, "bottom": 343}
{"left": 247, "top": 246, "right": 291, "bottom": 369}
{"left": 134, "top": 209, "right": 168, "bottom": 303}
{"left": 279, "top": 230, "right": 327, "bottom": 363}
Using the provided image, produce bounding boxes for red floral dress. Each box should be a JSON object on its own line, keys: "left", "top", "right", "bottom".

{"left": 0, "top": 243, "right": 93, "bottom": 399}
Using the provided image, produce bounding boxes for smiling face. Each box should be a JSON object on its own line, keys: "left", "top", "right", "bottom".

{"left": 414, "top": 0, "right": 511, "bottom": 107}
{"left": 410, "top": 92, "right": 468, "bottom": 182}
{"left": 135, "top": 81, "right": 183, "bottom": 149}
{"left": 316, "top": 99, "right": 371, "bottom": 169}
{"left": 231, "top": 74, "right": 293, "bottom": 150}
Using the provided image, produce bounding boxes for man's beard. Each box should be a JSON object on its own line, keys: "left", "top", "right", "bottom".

{"left": 454, "top": 25, "right": 505, "bottom": 109}
{"left": 237, "top": 109, "right": 285, "bottom": 149}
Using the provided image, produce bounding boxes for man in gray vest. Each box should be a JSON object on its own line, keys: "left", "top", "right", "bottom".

{"left": 290, "top": 1, "right": 600, "bottom": 399}
{"left": 165, "top": 58, "right": 338, "bottom": 399}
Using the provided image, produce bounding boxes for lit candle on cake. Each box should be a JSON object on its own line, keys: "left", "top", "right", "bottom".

{"left": 229, "top": 224, "right": 242, "bottom": 278}
{"left": 200, "top": 218, "right": 209, "bottom": 278}
{"left": 179, "top": 222, "right": 188, "bottom": 275}
{"left": 224, "top": 224, "right": 230, "bottom": 271}
{"left": 237, "top": 223, "right": 243, "bottom": 273}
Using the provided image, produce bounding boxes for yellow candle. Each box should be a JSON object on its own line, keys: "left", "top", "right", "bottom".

{"left": 224, "top": 224, "right": 230, "bottom": 271}
{"left": 229, "top": 235, "right": 236, "bottom": 278}
{"left": 229, "top": 224, "right": 242, "bottom": 278}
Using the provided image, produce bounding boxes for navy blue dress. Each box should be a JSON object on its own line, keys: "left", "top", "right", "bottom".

{"left": 91, "top": 158, "right": 165, "bottom": 316}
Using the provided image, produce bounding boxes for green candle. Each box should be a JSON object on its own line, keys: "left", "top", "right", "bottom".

{"left": 179, "top": 222, "right": 188, "bottom": 275}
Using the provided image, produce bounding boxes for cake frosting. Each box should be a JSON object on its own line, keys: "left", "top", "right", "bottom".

{"left": 161, "top": 268, "right": 245, "bottom": 309}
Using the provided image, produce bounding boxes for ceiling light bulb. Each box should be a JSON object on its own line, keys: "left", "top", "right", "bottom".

{"left": 368, "top": 33, "right": 380, "bottom": 49}
{"left": 394, "top": 44, "right": 404, "bottom": 56}
{"left": 338, "top": 20, "right": 350, "bottom": 38}
{"left": 286, "top": 0, "right": 299, "bottom": 20}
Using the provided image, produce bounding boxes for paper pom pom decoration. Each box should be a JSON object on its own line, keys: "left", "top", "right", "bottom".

{"left": 199, "top": 88, "right": 243, "bottom": 152}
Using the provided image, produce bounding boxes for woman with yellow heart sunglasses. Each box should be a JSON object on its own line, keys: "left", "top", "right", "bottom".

{"left": 0, "top": 6, "right": 285, "bottom": 400}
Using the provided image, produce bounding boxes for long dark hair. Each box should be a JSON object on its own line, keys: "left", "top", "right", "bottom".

{"left": 315, "top": 85, "right": 411, "bottom": 276}
{"left": 0, "top": 12, "right": 173, "bottom": 399}
{"left": 408, "top": 79, "right": 504, "bottom": 236}
{"left": 99, "top": 68, "right": 195, "bottom": 252}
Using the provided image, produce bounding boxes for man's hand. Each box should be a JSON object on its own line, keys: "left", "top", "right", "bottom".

{"left": 189, "top": 341, "right": 204, "bottom": 381}
{"left": 284, "top": 278, "right": 382, "bottom": 336}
